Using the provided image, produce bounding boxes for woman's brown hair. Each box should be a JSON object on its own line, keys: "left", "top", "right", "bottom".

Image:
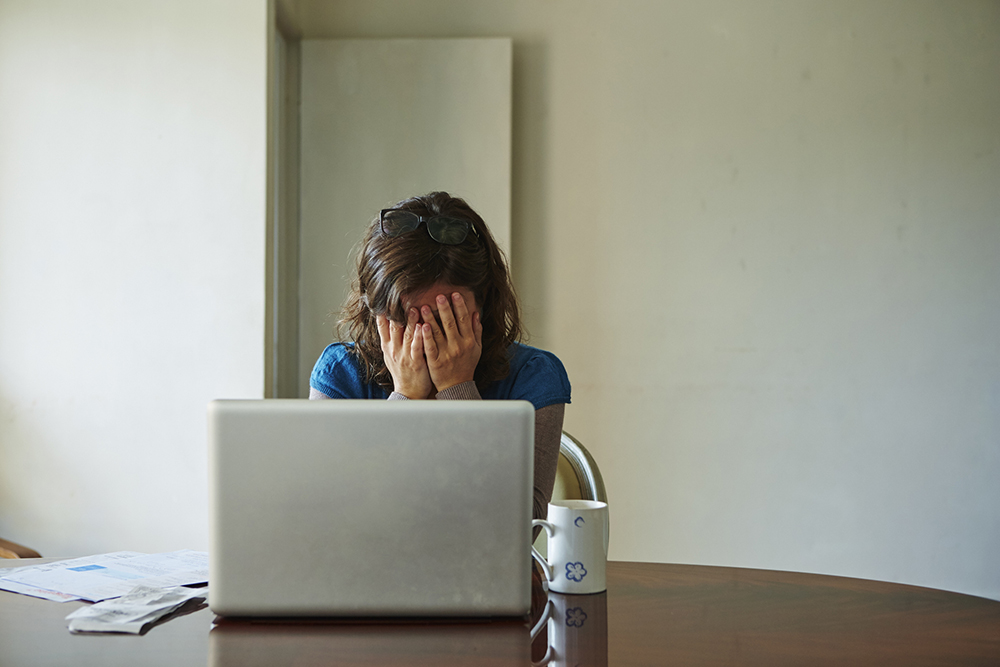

{"left": 339, "top": 192, "right": 522, "bottom": 393}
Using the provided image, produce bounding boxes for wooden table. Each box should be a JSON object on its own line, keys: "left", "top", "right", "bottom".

{"left": 1, "top": 559, "right": 998, "bottom": 666}
{"left": 604, "top": 562, "right": 1000, "bottom": 665}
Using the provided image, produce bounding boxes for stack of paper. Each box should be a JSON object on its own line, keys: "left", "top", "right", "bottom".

{"left": 0, "top": 550, "right": 208, "bottom": 603}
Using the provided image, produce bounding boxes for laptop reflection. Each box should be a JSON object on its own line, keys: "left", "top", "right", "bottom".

{"left": 209, "top": 617, "right": 530, "bottom": 666}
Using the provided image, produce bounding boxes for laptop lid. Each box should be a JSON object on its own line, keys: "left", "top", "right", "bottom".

{"left": 208, "top": 399, "right": 535, "bottom": 618}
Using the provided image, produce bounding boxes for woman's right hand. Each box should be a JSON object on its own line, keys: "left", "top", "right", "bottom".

{"left": 377, "top": 310, "right": 433, "bottom": 399}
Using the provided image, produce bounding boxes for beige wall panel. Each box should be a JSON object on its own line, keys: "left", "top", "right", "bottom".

{"left": 298, "top": 39, "right": 512, "bottom": 391}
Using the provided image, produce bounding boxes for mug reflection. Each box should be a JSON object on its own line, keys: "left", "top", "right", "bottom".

{"left": 530, "top": 589, "right": 608, "bottom": 667}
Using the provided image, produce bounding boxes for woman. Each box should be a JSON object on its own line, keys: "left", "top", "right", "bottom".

{"left": 309, "top": 192, "right": 571, "bottom": 521}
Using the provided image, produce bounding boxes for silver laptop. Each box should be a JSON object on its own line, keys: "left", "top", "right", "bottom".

{"left": 207, "top": 399, "right": 535, "bottom": 618}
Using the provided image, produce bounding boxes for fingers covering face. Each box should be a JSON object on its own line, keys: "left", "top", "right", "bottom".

{"left": 421, "top": 293, "right": 474, "bottom": 339}
{"left": 377, "top": 311, "right": 422, "bottom": 353}
{"left": 449, "top": 292, "right": 474, "bottom": 338}
{"left": 418, "top": 292, "right": 481, "bottom": 364}
{"left": 376, "top": 314, "right": 391, "bottom": 349}
{"left": 409, "top": 315, "right": 425, "bottom": 357}
{"left": 436, "top": 293, "right": 460, "bottom": 336}
{"left": 419, "top": 321, "right": 437, "bottom": 358}
{"left": 421, "top": 304, "right": 443, "bottom": 342}
{"left": 376, "top": 310, "right": 434, "bottom": 399}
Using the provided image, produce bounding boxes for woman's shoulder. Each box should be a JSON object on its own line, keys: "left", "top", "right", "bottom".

{"left": 312, "top": 342, "right": 358, "bottom": 371}
{"left": 485, "top": 342, "right": 571, "bottom": 409}
{"left": 310, "top": 343, "right": 385, "bottom": 399}
{"left": 508, "top": 342, "right": 567, "bottom": 375}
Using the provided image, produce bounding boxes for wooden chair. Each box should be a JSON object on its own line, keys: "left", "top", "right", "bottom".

{"left": 0, "top": 537, "right": 41, "bottom": 559}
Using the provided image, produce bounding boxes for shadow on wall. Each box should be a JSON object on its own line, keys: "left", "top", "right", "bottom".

{"left": 510, "top": 38, "right": 553, "bottom": 345}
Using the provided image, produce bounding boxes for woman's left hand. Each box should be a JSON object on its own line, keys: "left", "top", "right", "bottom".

{"left": 419, "top": 291, "right": 483, "bottom": 392}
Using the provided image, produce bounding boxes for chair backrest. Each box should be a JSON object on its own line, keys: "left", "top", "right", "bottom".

{"left": 535, "top": 432, "right": 608, "bottom": 557}
{"left": 552, "top": 431, "right": 607, "bottom": 503}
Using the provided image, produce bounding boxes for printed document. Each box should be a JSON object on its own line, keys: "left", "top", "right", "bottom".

{"left": 0, "top": 550, "right": 208, "bottom": 603}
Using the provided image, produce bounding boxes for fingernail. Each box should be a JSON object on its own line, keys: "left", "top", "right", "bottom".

{"left": 437, "top": 294, "right": 447, "bottom": 304}
{"left": 453, "top": 292, "right": 462, "bottom": 301}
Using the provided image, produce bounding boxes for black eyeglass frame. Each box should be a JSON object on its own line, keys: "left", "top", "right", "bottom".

{"left": 379, "top": 209, "right": 479, "bottom": 245}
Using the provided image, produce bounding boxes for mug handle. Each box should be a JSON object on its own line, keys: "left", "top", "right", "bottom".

{"left": 530, "top": 598, "right": 554, "bottom": 667}
{"left": 529, "top": 598, "right": 552, "bottom": 640}
{"left": 530, "top": 519, "right": 555, "bottom": 583}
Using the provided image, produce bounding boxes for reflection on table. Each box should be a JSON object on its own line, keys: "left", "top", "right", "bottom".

{"left": 530, "top": 589, "right": 608, "bottom": 667}
{"left": 210, "top": 618, "right": 531, "bottom": 666}
{"left": 207, "top": 567, "right": 599, "bottom": 667}
{"left": 3, "top": 559, "right": 1000, "bottom": 666}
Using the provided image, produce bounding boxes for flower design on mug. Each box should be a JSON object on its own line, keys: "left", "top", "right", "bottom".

{"left": 566, "top": 607, "right": 588, "bottom": 627}
{"left": 565, "top": 562, "right": 588, "bottom": 582}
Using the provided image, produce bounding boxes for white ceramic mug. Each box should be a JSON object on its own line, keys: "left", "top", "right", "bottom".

{"left": 531, "top": 500, "right": 609, "bottom": 594}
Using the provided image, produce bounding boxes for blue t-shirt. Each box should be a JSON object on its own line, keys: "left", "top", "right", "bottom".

{"left": 309, "top": 342, "right": 571, "bottom": 411}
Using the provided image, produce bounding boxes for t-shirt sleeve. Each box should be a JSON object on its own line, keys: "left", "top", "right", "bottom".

{"left": 309, "top": 344, "right": 380, "bottom": 399}
{"left": 509, "top": 349, "right": 572, "bottom": 411}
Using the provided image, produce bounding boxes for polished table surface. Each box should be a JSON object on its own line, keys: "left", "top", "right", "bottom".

{"left": 2, "top": 558, "right": 999, "bottom": 666}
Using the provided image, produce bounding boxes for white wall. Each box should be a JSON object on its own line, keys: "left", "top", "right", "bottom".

{"left": 0, "top": 0, "right": 269, "bottom": 555}
{"left": 292, "top": 0, "right": 1000, "bottom": 599}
